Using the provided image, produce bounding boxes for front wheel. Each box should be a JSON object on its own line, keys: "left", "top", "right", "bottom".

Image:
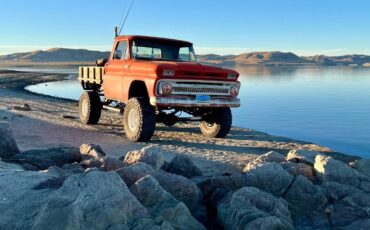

{"left": 123, "top": 97, "right": 156, "bottom": 142}
{"left": 200, "top": 108, "right": 232, "bottom": 138}
{"left": 79, "top": 91, "right": 102, "bottom": 124}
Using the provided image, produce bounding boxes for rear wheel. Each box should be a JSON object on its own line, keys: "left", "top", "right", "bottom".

{"left": 123, "top": 97, "right": 156, "bottom": 142}
{"left": 200, "top": 108, "right": 232, "bottom": 138}
{"left": 79, "top": 91, "right": 102, "bottom": 124}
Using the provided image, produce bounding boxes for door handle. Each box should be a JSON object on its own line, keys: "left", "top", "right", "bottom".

{"left": 124, "top": 64, "right": 129, "bottom": 69}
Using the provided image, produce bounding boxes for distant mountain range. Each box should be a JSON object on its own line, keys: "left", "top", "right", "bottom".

{"left": 1, "top": 48, "right": 370, "bottom": 67}
{"left": 0, "top": 48, "right": 110, "bottom": 62}
{"left": 199, "top": 52, "right": 370, "bottom": 67}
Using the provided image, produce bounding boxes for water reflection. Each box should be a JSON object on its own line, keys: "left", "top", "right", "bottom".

{"left": 25, "top": 66, "right": 370, "bottom": 158}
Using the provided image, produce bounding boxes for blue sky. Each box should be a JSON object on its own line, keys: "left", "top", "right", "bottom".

{"left": 0, "top": 0, "right": 369, "bottom": 56}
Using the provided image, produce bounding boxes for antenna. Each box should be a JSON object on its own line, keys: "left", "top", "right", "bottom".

{"left": 114, "top": 26, "right": 119, "bottom": 37}
{"left": 118, "top": 0, "right": 136, "bottom": 35}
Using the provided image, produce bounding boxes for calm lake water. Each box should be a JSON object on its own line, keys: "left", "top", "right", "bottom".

{"left": 24, "top": 66, "right": 370, "bottom": 158}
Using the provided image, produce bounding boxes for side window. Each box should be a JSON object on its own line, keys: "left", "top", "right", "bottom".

{"left": 179, "top": 47, "right": 190, "bottom": 61}
{"left": 113, "top": 41, "right": 128, "bottom": 60}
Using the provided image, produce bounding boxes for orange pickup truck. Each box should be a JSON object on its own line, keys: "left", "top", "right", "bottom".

{"left": 78, "top": 35, "right": 240, "bottom": 142}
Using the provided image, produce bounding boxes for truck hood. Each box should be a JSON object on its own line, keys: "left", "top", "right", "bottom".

{"left": 129, "top": 60, "right": 239, "bottom": 80}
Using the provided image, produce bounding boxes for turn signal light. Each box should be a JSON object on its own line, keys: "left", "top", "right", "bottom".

{"left": 161, "top": 83, "right": 173, "bottom": 95}
{"left": 231, "top": 86, "right": 239, "bottom": 97}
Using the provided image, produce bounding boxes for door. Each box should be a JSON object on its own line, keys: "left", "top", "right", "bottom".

{"left": 103, "top": 40, "right": 129, "bottom": 101}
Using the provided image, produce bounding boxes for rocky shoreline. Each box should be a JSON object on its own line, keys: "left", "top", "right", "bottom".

{"left": 1, "top": 122, "right": 370, "bottom": 229}
{"left": 0, "top": 69, "right": 369, "bottom": 229}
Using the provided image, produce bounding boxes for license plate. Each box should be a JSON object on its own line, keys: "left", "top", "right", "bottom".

{"left": 196, "top": 95, "right": 211, "bottom": 103}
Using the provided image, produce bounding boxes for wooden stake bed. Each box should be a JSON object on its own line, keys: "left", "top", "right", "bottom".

{"left": 78, "top": 67, "right": 104, "bottom": 85}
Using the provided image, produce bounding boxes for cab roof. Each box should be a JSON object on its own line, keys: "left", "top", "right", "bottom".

{"left": 115, "top": 35, "right": 193, "bottom": 45}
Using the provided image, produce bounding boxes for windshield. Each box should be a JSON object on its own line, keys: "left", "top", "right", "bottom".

{"left": 131, "top": 39, "right": 197, "bottom": 62}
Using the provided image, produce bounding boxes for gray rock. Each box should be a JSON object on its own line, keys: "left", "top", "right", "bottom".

{"left": 244, "top": 151, "right": 286, "bottom": 172}
{"left": 244, "top": 162, "right": 294, "bottom": 196}
{"left": 314, "top": 155, "right": 365, "bottom": 187}
{"left": 99, "top": 156, "right": 125, "bottom": 171}
{"left": 256, "top": 151, "right": 286, "bottom": 163}
{"left": 116, "top": 162, "right": 155, "bottom": 187}
{"left": 0, "top": 160, "right": 24, "bottom": 171}
{"left": 198, "top": 173, "right": 247, "bottom": 197}
{"left": 284, "top": 176, "right": 327, "bottom": 215}
{"left": 322, "top": 182, "right": 370, "bottom": 227}
{"left": 283, "top": 176, "right": 329, "bottom": 228}
{"left": 47, "top": 163, "right": 84, "bottom": 176}
{"left": 343, "top": 219, "right": 370, "bottom": 230}
{"left": 167, "top": 155, "right": 202, "bottom": 178}
{"left": 217, "top": 187, "right": 294, "bottom": 230}
{"left": 13, "top": 147, "right": 81, "bottom": 167}
{"left": 9, "top": 154, "right": 55, "bottom": 170}
{"left": 351, "top": 159, "right": 370, "bottom": 178}
{"left": 124, "top": 146, "right": 164, "bottom": 170}
{"left": 280, "top": 161, "right": 315, "bottom": 182}
{"left": 0, "top": 170, "right": 57, "bottom": 229}
{"left": 153, "top": 170, "right": 200, "bottom": 211}
{"left": 0, "top": 122, "right": 20, "bottom": 158}
{"left": 80, "top": 157, "right": 102, "bottom": 169}
{"left": 32, "top": 170, "right": 157, "bottom": 230}
{"left": 80, "top": 143, "right": 106, "bottom": 159}
{"left": 287, "top": 149, "right": 323, "bottom": 165}
{"left": 130, "top": 176, "right": 206, "bottom": 230}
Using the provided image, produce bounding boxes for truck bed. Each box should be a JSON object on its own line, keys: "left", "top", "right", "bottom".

{"left": 78, "top": 66, "right": 104, "bottom": 85}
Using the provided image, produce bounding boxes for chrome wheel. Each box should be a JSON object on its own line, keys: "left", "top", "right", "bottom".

{"left": 127, "top": 108, "right": 139, "bottom": 131}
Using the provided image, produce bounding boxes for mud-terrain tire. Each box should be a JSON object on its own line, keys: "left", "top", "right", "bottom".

{"left": 79, "top": 91, "right": 102, "bottom": 125}
{"left": 123, "top": 97, "right": 156, "bottom": 142}
{"left": 200, "top": 108, "right": 232, "bottom": 138}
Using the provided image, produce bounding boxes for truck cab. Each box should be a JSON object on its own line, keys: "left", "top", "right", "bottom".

{"left": 78, "top": 35, "right": 240, "bottom": 142}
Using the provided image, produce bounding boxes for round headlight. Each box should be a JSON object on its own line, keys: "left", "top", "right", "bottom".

{"left": 161, "top": 83, "right": 173, "bottom": 95}
{"left": 231, "top": 86, "right": 239, "bottom": 97}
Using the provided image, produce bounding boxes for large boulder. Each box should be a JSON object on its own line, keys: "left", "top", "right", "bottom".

{"left": 255, "top": 151, "right": 286, "bottom": 163}
{"left": 130, "top": 176, "right": 206, "bottom": 230}
{"left": 153, "top": 170, "right": 200, "bottom": 211}
{"left": 123, "top": 146, "right": 164, "bottom": 170}
{"left": 322, "top": 182, "right": 370, "bottom": 227}
{"left": 314, "top": 155, "right": 365, "bottom": 187}
{"left": 198, "top": 173, "right": 247, "bottom": 197}
{"left": 80, "top": 143, "right": 106, "bottom": 159}
{"left": 287, "top": 149, "right": 323, "bottom": 165}
{"left": 0, "top": 122, "right": 20, "bottom": 158}
{"left": 166, "top": 154, "right": 202, "bottom": 178}
{"left": 8, "top": 155, "right": 55, "bottom": 170}
{"left": 351, "top": 159, "right": 370, "bottom": 178}
{"left": 11, "top": 147, "right": 81, "bottom": 168}
{"left": 217, "top": 187, "right": 294, "bottom": 230}
{"left": 0, "top": 170, "right": 57, "bottom": 229}
{"left": 280, "top": 161, "right": 315, "bottom": 182}
{"left": 244, "top": 151, "right": 286, "bottom": 172}
{"left": 32, "top": 170, "right": 157, "bottom": 229}
{"left": 342, "top": 219, "right": 370, "bottom": 230}
{"left": 99, "top": 156, "right": 125, "bottom": 171}
{"left": 116, "top": 162, "right": 155, "bottom": 187}
{"left": 283, "top": 176, "right": 329, "bottom": 228}
{"left": 244, "top": 162, "right": 294, "bottom": 196}
{"left": 47, "top": 163, "right": 84, "bottom": 177}
{"left": 0, "top": 160, "right": 24, "bottom": 171}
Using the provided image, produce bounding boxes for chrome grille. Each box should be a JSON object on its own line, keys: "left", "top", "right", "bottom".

{"left": 157, "top": 80, "right": 239, "bottom": 96}
{"left": 172, "top": 86, "right": 229, "bottom": 95}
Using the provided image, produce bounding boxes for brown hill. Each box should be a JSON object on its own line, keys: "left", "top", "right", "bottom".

{"left": 199, "top": 51, "right": 314, "bottom": 66}
{"left": 0, "top": 48, "right": 110, "bottom": 62}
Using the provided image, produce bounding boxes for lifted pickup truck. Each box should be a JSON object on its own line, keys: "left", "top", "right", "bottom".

{"left": 78, "top": 35, "right": 240, "bottom": 142}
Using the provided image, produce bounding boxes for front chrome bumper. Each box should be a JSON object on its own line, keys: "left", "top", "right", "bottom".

{"left": 150, "top": 96, "right": 240, "bottom": 108}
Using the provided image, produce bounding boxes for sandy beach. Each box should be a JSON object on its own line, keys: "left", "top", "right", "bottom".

{"left": 0, "top": 69, "right": 359, "bottom": 177}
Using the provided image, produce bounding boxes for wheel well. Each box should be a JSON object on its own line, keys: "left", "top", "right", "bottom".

{"left": 128, "top": 81, "right": 149, "bottom": 99}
